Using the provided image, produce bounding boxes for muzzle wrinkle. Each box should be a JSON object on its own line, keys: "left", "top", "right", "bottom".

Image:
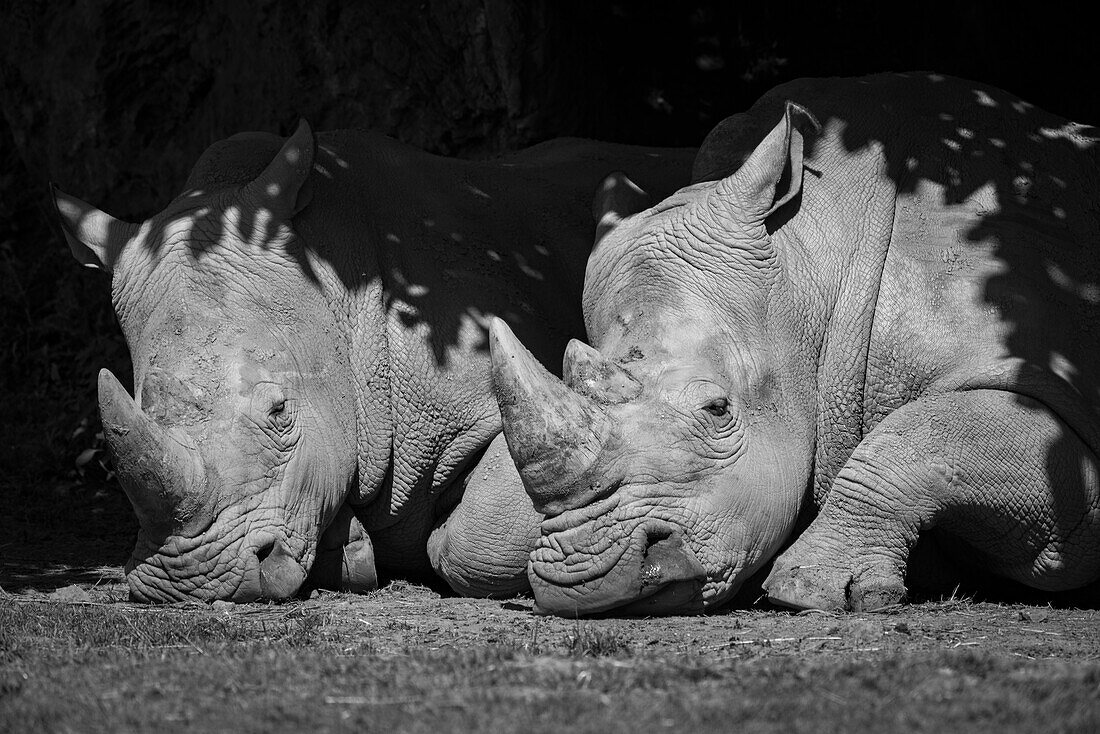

{"left": 125, "top": 498, "right": 314, "bottom": 602}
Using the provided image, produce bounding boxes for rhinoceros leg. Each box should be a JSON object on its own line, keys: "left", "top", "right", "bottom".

{"left": 307, "top": 502, "right": 379, "bottom": 594}
{"left": 427, "top": 431, "right": 541, "bottom": 598}
{"left": 764, "top": 389, "right": 1100, "bottom": 611}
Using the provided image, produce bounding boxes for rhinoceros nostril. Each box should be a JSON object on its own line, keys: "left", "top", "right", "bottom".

{"left": 255, "top": 539, "right": 275, "bottom": 565}
{"left": 639, "top": 533, "right": 706, "bottom": 589}
{"left": 256, "top": 539, "right": 306, "bottom": 600}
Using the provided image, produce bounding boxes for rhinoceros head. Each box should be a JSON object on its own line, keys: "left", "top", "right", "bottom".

{"left": 54, "top": 123, "right": 358, "bottom": 602}
{"left": 492, "top": 103, "right": 821, "bottom": 615}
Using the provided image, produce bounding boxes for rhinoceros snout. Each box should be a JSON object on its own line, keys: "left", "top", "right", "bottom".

{"left": 531, "top": 526, "right": 707, "bottom": 616}
{"left": 252, "top": 538, "right": 307, "bottom": 601}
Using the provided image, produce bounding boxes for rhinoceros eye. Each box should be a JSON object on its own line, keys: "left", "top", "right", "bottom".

{"left": 261, "top": 385, "right": 287, "bottom": 420}
{"left": 267, "top": 397, "right": 293, "bottom": 431}
{"left": 702, "top": 397, "right": 729, "bottom": 417}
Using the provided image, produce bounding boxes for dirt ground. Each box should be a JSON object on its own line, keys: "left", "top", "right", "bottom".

{"left": 2, "top": 482, "right": 1097, "bottom": 663}
{"left": 7, "top": 568, "right": 1100, "bottom": 662}
{"left": 3, "top": 570, "right": 1100, "bottom": 733}
{"left": 2, "top": 484, "right": 1100, "bottom": 732}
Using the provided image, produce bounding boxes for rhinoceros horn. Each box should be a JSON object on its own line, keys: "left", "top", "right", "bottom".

{"left": 489, "top": 319, "right": 617, "bottom": 515}
{"left": 98, "top": 369, "right": 207, "bottom": 534}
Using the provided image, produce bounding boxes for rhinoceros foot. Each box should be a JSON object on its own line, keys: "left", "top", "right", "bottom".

{"left": 307, "top": 536, "right": 379, "bottom": 594}
{"left": 763, "top": 554, "right": 907, "bottom": 613}
{"left": 307, "top": 504, "right": 379, "bottom": 594}
{"left": 339, "top": 538, "right": 380, "bottom": 593}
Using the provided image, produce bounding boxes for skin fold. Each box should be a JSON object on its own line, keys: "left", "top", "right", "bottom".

{"left": 493, "top": 72, "right": 1100, "bottom": 615}
{"left": 54, "top": 123, "right": 695, "bottom": 602}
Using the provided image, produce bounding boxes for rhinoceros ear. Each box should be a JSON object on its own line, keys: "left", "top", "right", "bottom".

{"left": 592, "top": 172, "right": 650, "bottom": 246}
{"left": 244, "top": 119, "right": 315, "bottom": 219}
{"left": 716, "top": 101, "right": 820, "bottom": 223}
{"left": 51, "top": 184, "right": 139, "bottom": 273}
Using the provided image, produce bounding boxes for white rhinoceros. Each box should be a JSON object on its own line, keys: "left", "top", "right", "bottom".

{"left": 53, "top": 123, "right": 694, "bottom": 603}
{"left": 491, "top": 72, "right": 1100, "bottom": 615}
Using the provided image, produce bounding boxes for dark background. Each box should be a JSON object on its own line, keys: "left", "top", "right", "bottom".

{"left": 1, "top": 1, "right": 1096, "bottom": 568}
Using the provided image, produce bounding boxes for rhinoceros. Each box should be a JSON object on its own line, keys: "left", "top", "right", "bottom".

{"left": 53, "top": 123, "right": 694, "bottom": 603}
{"left": 491, "top": 72, "right": 1100, "bottom": 615}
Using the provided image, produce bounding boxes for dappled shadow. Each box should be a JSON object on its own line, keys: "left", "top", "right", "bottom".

{"left": 0, "top": 562, "right": 124, "bottom": 593}
{"left": 48, "top": 126, "right": 696, "bottom": 578}
{"left": 699, "top": 72, "right": 1100, "bottom": 600}
{"left": 59, "top": 128, "right": 695, "bottom": 372}
{"left": 50, "top": 73, "right": 1100, "bottom": 603}
{"left": 0, "top": 480, "right": 135, "bottom": 593}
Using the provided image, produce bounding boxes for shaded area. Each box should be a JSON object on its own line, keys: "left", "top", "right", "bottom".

{"left": 0, "top": 565, "right": 124, "bottom": 594}
{"left": 0, "top": 479, "right": 134, "bottom": 593}
{"left": 811, "top": 74, "right": 1100, "bottom": 596}
{"left": 690, "top": 72, "right": 1100, "bottom": 605}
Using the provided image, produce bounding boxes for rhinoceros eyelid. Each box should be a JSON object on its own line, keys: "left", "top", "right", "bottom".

{"left": 255, "top": 388, "right": 287, "bottom": 418}
{"left": 702, "top": 397, "right": 730, "bottom": 417}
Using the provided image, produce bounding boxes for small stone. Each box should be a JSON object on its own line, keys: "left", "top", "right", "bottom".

{"left": 50, "top": 584, "right": 92, "bottom": 603}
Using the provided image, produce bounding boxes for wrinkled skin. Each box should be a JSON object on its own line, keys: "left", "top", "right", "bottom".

{"left": 55, "top": 123, "right": 694, "bottom": 602}
{"left": 493, "top": 73, "right": 1100, "bottom": 615}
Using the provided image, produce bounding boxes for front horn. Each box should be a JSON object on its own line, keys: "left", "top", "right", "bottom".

{"left": 489, "top": 319, "right": 614, "bottom": 516}
{"left": 98, "top": 369, "right": 206, "bottom": 534}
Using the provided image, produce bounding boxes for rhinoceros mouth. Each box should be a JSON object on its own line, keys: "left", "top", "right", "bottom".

{"left": 124, "top": 511, "right": 312, "bottom": 603}
{"left": 528, "top": 497, "right": 708, "bottom": 616}
{"left": 126, "top": 533, "right": 250, "bottom": 603}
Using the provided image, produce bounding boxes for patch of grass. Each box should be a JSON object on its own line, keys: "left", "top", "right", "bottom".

{"left": 4, "top": 596, "right": 1100, "bottom": 734}
{"left": 562, "top": 622, "right": 633, "bottom": 658}
{"left": 0, "top": 598, "right": 368, "bottom": 660}
{"left": 511, "top": 617, "right": 632, "bottom": 658}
